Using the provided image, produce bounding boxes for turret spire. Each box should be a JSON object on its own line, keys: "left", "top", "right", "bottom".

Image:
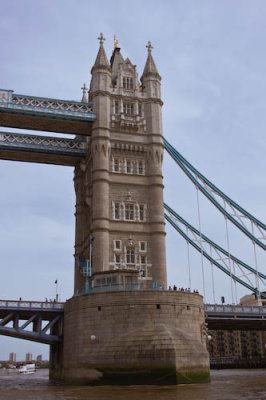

{"left": 91, "top": 33, "right": 110, "bottom": 71}
{"left": 81, "top": 83, "right": 88, "bottom": 103}
{"left": 98, "top": 32, "right": 105, "bottom": 45}
{"left": 141, "top": 41, "right": 161, "bottom": 80}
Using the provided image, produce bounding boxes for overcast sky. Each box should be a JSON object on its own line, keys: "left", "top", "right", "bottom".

{"left": 0, "top": 0, "right": 265, "bottom": 360}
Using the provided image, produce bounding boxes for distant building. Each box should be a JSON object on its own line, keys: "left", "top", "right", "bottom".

{"left": 36, "top": 354, "right": 42, "bottom": 362}
{"left": 9, "top": 352, "right": 16, "bottom": 362}
{"left": 25, "top": 352, "right": 32, "bottom": 362}
{"left": 208, "top": 293, "right": 266, "bottom": 366}
{"left": 239, "top": 292, "right": 266, "bottom": 306}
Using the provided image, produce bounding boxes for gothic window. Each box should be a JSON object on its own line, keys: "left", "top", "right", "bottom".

{"left": 123, "top": 77, "right": 134, "bottom": 90}
{"left": 139, "top": 241, "right": 147, "bottom": 252}
{"left": 123, "top": 102, "right": 134, "bottom": 115}
{"left": 139, "top": 205, "right": 145, "bottom": 221}
{"left": 126, "top": 160, "right": 132, "bottom": 174}
{"left": 137, "top": 161, "right": 144, "bottom": 175}
{"left": 114, "top": 100, "right": 119, "bottom": 114}
{"left": 114, "top": 203, "right": 120, "bottom": 220}
{"left": 125, "top": 203, "right": 134, "bottom": 221}
{"left": 113, "top": 158, "right": 120, "bottom": 172}
{"left": 126, "top": 248, "right": 135, "bottom": 264}
{"left": 114, "top": 240, "right": 121, "bottom": 250}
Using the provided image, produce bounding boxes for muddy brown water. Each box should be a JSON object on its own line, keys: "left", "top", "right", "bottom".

{"left": 0, "top": 368, "right": 265, "bottom": 400}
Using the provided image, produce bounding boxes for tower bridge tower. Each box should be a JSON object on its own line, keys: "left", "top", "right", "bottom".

{"left": 58, "top": 36, "right": 210, "bottom": 385}
{"left": 74, "top": 35, "right": 166, "bottom": 293}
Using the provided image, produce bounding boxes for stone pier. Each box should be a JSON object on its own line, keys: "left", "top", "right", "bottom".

{"left": 52, "top": 290, "right": 210, "bottom": 385}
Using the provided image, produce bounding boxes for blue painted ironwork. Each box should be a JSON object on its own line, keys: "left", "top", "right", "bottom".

{"left": 0, "top": 300, "right": 64, "bottom": 344}
{"left": 164, "top": 212, "right": 266, "bottom": 299}
{"left": 164, "top": 202, "right": 266, "bottom": 280}
{"left": 0, "top": 88, "right": 96, "bottom": 122}
{"left": 164, "top": 138, "right": 266, "bottom": 250}
{"left": 164, "top": 138, "right": 266, "bottom": 231}
{"left": 0, "top": 131, "right": 86, "bottom": 157}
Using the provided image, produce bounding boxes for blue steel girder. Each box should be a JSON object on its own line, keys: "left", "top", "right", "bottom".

{"left": 0, "top": 131, "right": 87, "bottom": 166}
{"left": 0, "top": 89, "right": 96, "bottom": 135}
{"left": 0, "top": 300, "right": 64, "bottom": 344}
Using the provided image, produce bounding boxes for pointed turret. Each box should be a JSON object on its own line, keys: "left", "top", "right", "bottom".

{"left": 90, "top": 33, "right": 111, "bottom": 94}
{"left": 91, "top": 33, "right": 111, "bottom": 73}
{"left": 141, "top": 42, "right": 161, "bottom": 100}
{"left": 141, "top": 41, "right": 161, "bottom": 81}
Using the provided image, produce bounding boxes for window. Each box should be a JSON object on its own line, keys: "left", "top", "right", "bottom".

{"left": 123, "top": 77, "right": 134, "bottom": 90}
{"left": 126, "top": 160, "right": 132, "bottom": 174}
{"left": 113, "top": 158, "right": 120, "bottom": 172}
{"left": 139, "top": 241, "right": 147, "bottom": 252}
{"left": 125, "top": 203, "right": 134, "bottom": 221}
{"left": 137, "top": 161, "right": 144, "bottom": 175}
{"left": 114, "top": 101, "right": 119, "bottom": 114}
{"left": 114, "top": 240, "right": 121, "bottom": 250}
{"left": 126, "top": 248, "right": 135, "bottom": 264}
{"left": 140, "top": 256, "right": 146, "bottom": 264}
{"left": 114, "top": 203, "right": 120, "bottom": 220}
{"left": 123, "top": 102, "right": 134, "bottom": 115}
{"left": 139, "top": 205, "right": 145, "bottom": 221}
{"left": 115, "top": 254, "right": 121, "bottom": 263}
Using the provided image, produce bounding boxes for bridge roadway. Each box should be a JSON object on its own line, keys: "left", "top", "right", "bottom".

{"left": 0, "top": 299, "right": 265, "bottom": 345}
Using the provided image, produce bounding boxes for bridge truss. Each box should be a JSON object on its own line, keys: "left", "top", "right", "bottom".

{"left": 164, "top": 138, "right": 266, "bottom": 302}
{"left": 0, "top": 300, "right": 64, "bottom": 344}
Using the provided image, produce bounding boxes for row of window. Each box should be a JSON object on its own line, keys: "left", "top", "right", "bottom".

{"left": 114, "top": 101, "right": 142, "bottom": 117}
{"left": 112, "top": 158, "right": 145, "bottom": 175}
{"left": 114, "top": 251, "right": 147, "bottom": 265}
{"left": 112, "top": 202, "right": 146, "bottom": 222}
{"left": 123, "top": 77, "right": 134, "bottom": 90}
{"left": 113, "top": 240, "right": 147, "bottom": 252}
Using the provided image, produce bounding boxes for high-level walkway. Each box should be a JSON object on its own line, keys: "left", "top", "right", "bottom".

{"left": 0, "top": 89, "right": 96, "bottom": 134}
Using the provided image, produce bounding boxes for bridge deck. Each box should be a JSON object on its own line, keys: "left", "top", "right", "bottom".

{"left": 0, "top": 132, "right": 87, "bottom": 165}
{"left": 0, "top": 89, "right": 95, "bottom": 135}
{"left": 204, "top": 304, "right": 266, "bottom": 330}
{"left": 0, "top": 300, "right": 265, "bottom": 345}
{"left": 0, "top": 300, "right": 64, "bottom": 344}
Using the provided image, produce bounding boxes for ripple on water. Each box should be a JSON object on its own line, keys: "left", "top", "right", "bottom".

{"left": 0, "top": 369, "right": 265, "bottom": 400}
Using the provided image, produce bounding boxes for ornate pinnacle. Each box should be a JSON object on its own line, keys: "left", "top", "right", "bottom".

{"left": 98, "top": 32, "right": 105, "bottom": 45}
{"left": 146, "top": 41, "right": 153, "bottom": 53}
{"left": 114, "top": 35, "right": 119, "bottom": 49}
{"left": 81, "top": 83, "right": 88, "bottom": 103}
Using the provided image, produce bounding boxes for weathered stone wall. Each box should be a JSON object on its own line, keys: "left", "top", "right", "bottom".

{"left": 57, "top": 291, "right": 210, "bottom": 385}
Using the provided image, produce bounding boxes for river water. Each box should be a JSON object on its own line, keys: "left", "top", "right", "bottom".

{"left": 0, "top": 369, "right": 265, "bottom": 400}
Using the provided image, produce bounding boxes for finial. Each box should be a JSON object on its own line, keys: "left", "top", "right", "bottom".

{"left": 98, "top": 32, "right": 105, "bottom": 45}
{"left": 114, "top": 35, "right": 119, "bottom": 50}
{"left": 81, "top": 83, "right": 88, "bottom": 103}
{"left": 146, "top": 41, "right": 153, "bottom": 53}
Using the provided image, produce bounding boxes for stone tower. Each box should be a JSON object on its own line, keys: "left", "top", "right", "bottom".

{"left": 58, "top": 36, "right": 210, "bottom": 385}
{"left": 74, "top": 35, "right": 167, "bottom": 293}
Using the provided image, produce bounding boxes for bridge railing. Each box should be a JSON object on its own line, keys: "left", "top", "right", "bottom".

{"left": 0, "top": 300, "right": 64, "bottom": 311}
{"left": 204, "top": 304, "right": 266, "bottom": 315}
{"left": 0, "top": 89, "right": 96, "bottom": 120}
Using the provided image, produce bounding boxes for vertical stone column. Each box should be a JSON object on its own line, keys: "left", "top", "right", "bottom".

{"left": 89, "top": 35, "right": 112, "bottom": 274}
{"left": 141, "top": 44, "right": 167, "bottom": 288}
{"left": 73, "top": 163, "right": 86, "bottom": 293}
{"left": 91, "top": 136, "right": 110, "bottom": 273}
